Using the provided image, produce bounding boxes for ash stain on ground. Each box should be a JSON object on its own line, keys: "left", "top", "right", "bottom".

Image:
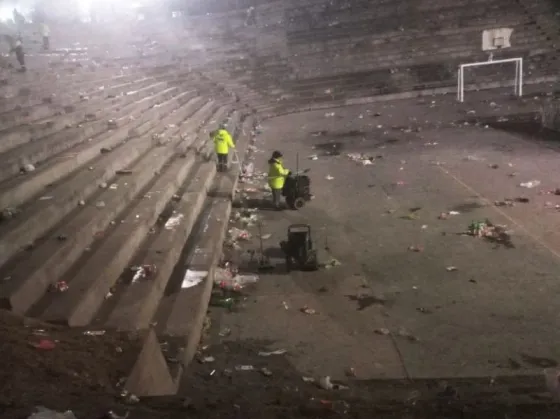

{"left": 346, "top": 294, "right": 390, "bottom": 311}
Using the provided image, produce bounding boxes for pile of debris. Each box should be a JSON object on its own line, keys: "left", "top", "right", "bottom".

{"left": 466, "top": 220, "right": 513, "bottom": 246}
{"left": 346, "top": 153, "right": 376, "bottom": 166}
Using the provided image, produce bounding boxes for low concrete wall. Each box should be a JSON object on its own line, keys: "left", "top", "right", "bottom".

{"left": 125, "top": 329, "right": 178, "bottom": 397}
{"left": 541, "top": 101, "right": 560, "bottom": 131}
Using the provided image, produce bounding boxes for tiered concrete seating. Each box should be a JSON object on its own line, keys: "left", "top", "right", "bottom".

{"left": 194, "top": 0, "right": 560, "bottom": 111}
{"left": 2, "top": 0, "right": 559, "bottom": 396}
{"left": 0, "top": 26, "right": 258, "bottom": 394}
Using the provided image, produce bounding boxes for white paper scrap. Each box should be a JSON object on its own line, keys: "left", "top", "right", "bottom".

{"left": 182, "top": 269, "right": 207, "bottom": 289}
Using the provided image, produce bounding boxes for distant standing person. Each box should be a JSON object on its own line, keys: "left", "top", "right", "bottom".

{"left": 40, "top": 22, "right": 50, "bottom": 50}
{"left": 267, "top": 151, "right": 290, "bottom": 210}
{"left": 245, "top": 6, "right": 256, "bottom": 26}
{"left": 12, "top": 9, "right": 25, "bottom": 29}
{"left": 4, "top": 35, "right": 26, "bottom": 72}
{"left": 211, "top": 124, "right": 235, "bottom": 172}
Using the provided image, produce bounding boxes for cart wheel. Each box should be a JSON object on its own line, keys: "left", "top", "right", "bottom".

{"left": 303, "top": 251, "right": 319, "bottom": 271}
{"left": 293, "top": 197, "right": 305, "bottom": 210}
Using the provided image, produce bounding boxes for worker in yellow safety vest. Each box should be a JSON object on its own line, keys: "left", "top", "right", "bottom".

{"left": 267, "top": 150, "right": 290, "bottom": 210}
{"left": 211, "top": 124, "right": 235, "bottom": 172}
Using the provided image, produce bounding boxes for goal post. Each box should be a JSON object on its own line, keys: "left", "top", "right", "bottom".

{"left": 457, "top": 57, "right": 523, "bottom": 102}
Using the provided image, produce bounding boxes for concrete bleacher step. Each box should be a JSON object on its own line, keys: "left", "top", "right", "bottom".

{"left": 0, "top": 76, "right": 184, "bottom": 157}
{"left": 0, "top": 74, "right": 175, "bottom": 133}
{"left": 33, "top": 105, "right": 234, "bottom": 327}
{"left": 0, "top": 98, "right": 223, "bottom": 305}
{"left": 0, "top": 83, "right": 179, "bottom": 184}
{"left": 0, "top": 71, "right": 144, "bottom": 110}
{"left": 0, "top": 89, "right": 200, "bottom": 211}
{"left": 157, "top": 115, "right": 253, "bottom": 343}
{"left": 102, "top": 110, "right": 242, "bottom": 332}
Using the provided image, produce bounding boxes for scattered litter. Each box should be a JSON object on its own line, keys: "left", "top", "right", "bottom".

{"left": 446, "top": 266, "right": 458, "bottom": 272}
{"left": 520, "top": 180, "right": 541, "bottom": 188}
{"left": 200, "top": 356, "right": 215, "bottom": 364}
{"left": 260, "top": 233, "right": 272, "bottom": 240}
{"left": 408, "top": 245, "right": 423, "bottom": 252}
{"left": 100, "top": 182, "right": 108, "bottom": 189}
{"left": 109, "top": 183, "right": 118, "bottom": 190}
{"left": 38, "top": 196, "right": 53, "bottom": 201}
{"left": 27, "top": 406, "right": 77, "bottom": 419}
{"left": 325, "top": 175, "right": 334, "bottom": 180}
{"left": 49, "top": 280, "right": 69, "bottom": 292}
{"left": 210, "top": 296, "right": 236, "bottom": 309}
{"left": 467, "top": 220, "right": 512, "bottom": 245}
{"left": 318, "top": 376, "right": 349, "bottom": 390}
{"left": 83, "top": 330, "right": 106, "bottom": 336}
{"left": 311, "top": 130, "right": 328, "bottom": 137}
{"left": 438, "top": 211, "right": 459, "bottom": 219}
{"left": 260, "top": 367, "right": 273, "bottom": 377}
{"left": 218, "top": 327, "right": 231, "bottom": 337}
{"left": 345, "top": 367, "right": 356, "bottom": 377}
{"left": 235, "top": 365, "right": 255, "bottom": 371}
{"left": 424, "top": 142, "right": 438, "bottom": 146}
{"left": 300, "top": 306, "right": 317, "bottom": 315}
{"left": 116, "top": 169, "right": 133, "bottom": 175}
{"left": 488, "top": 164, "right": 499, "bottom": 169}
{"left": 308, "top": 154, "right": 318, "bottom": 160}
{"left": 104, "top": 411, "right": 128, "bottom": 419}
{"left": 347, "top": 153, "right": 375, "bottom": 165}
{"left": 319, "top": 376, "right": 334, "bottom": 390}
{"left": 421, "top": 225, "right": 428, "bottom": 229}
{"left": 545, "top": 202, "right": 560, "bottom": 210}
{"left": 302, "top": 376, "right": 315, "bottom": 383}
{"left": 494, "top": 199, "right": 514, "bottom": 207}
{"left": 165, "top": 213, "right": 184, "bottom": 230}
{"left": 464, "top": 155, "right": 484, "bottom": 162}
{"left": 258, "top": 349, "right": 287, "bottom": 357}
{"left": 181, "top": 270, "right": 207, "bottom": 289}
{"left": 0, "top": 207, "right": 18, "bottom": 220}
{"left": 282, "top": 301, "right": 289, "bottom": 310}
{"left": 131, "top": 264, "right": 157, "bottom": 283}
{"left": 96, "top": 201, "right": 106, "bottom": 209}
{"left": 416, "top": 307, "right": 432, "bottom": 314}
{"left": 325, "top": 112, "right": 335, "bottom": 117}
{"left": 30, "top": 339, "right": 56, "bottom": 350}
{"left": 21, "top": 163, "right": 35, "bottom": 173}
{"left": 374, "top": 328, "right": 390, "bottom": 335}
{"left": 78, "top": 200, "right": 85, "bottom": 206}
{"left": 100, "top": 147, "right": 112, "bottom": 154}
{"left": 215, "top": 273, "right": 259, "bottom": 291}
{"left": 323, "top": 258, "right": 341, "bottom": 269}
{"left": 121, "top": 391, "right": 139, "bottom": 404}
{"left": 229, "top": 227, "right": 251, "bottom": 241}
{"left": 495, "top": 197, "right": 529, "bottom": 207}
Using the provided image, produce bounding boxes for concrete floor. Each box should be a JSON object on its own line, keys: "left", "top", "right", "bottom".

{"left": 207, "top": 90, "right": 560, "bottom": 383}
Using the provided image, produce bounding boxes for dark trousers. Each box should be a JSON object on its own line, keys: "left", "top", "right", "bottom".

{"left": 14, "top": 46, "right": 25, "bottom": 70}
{"left": 43, "top": 36, "right": 49, "bottom": 50}
{"left": 271, "top": 188, "right": 282, "bottom": 208}
{"left": 216, "top": 153, "right": 228, "bottom": 172}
